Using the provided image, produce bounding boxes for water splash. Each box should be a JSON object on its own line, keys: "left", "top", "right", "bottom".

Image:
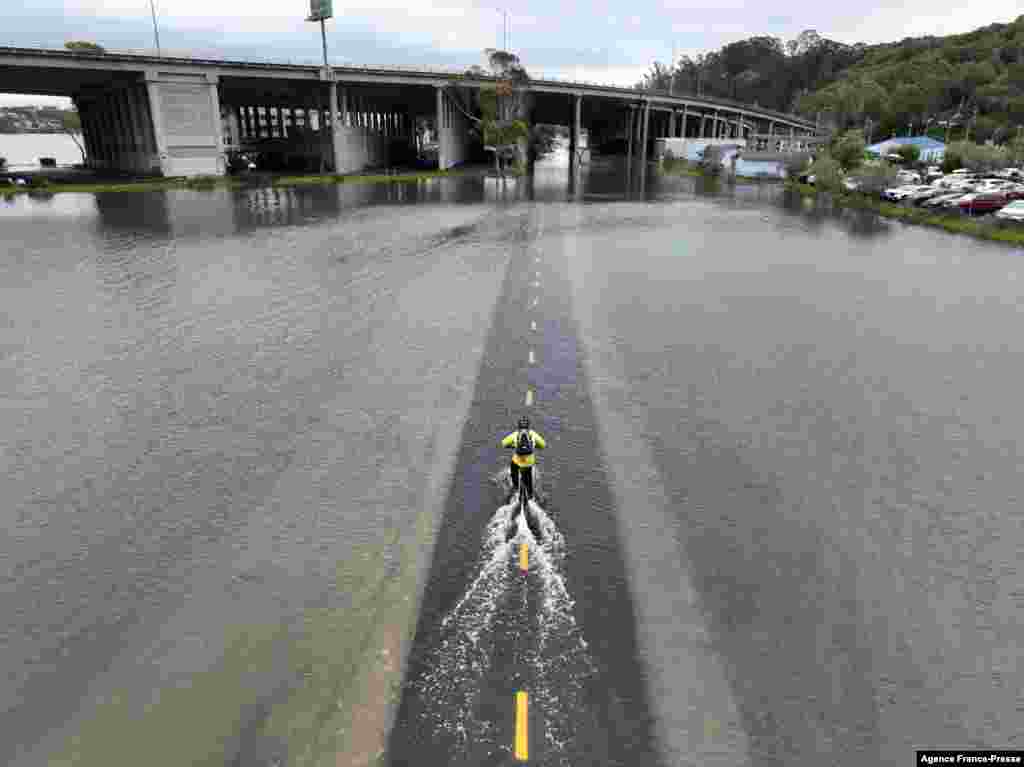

{"left": 416, "top": 472, "right": 596, "bottom": 763}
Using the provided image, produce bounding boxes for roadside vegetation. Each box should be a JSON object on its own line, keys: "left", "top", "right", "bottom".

{"left": 790, "top": 129, "right": 1024, "bottom": 245}
{"left": 0, "top": 167, "right": 498, "bottom": 197}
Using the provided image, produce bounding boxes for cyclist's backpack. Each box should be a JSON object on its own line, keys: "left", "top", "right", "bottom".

{"left": 515, "top": 429, "right": 534, "bottom": 456}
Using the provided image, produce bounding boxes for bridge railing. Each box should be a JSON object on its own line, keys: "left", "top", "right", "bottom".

{"left": 1, "top": 44, "right": 815, "bottom": 126}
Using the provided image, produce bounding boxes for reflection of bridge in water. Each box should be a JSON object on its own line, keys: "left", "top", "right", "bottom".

{"left": 0, "top": 46, "right": 821, "bottom": 178}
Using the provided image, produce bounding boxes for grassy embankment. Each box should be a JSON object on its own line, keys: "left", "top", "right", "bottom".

{"left": 47, "top": 507, "right": 437, "bottom": 767}
{"left": 270, "top": 166, "right": 484, "bottom": 187}
{"left": 787, "top": 181, "right": 1024, "bottom": 246}
{"left": 0, "top": 167, "right": 483, "bottom": 197}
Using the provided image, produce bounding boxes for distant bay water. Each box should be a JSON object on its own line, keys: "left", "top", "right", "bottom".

{"left": 0, "top": 133, "right": 83, "bottom": 169}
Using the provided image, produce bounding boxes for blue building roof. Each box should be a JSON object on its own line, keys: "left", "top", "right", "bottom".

{"left": 867, "top": 136, "right": 946, "bottom": 155}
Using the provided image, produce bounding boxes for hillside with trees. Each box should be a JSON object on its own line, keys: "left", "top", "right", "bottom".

{"left": 638, "top": 15, "right": 1024, "bottom": 144}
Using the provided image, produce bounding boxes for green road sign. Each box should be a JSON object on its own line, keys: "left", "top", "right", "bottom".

{"left": 308, "top": 0, "right": 332, "bottom": 20}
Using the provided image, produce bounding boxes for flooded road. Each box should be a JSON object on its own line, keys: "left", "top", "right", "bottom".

{"left": 1, "top": 162, "right": 1022, "bottom": 766}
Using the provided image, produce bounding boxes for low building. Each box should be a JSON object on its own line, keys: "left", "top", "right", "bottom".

{"left": 866, "top": 136, "right": 946, "bottom": 163}
{"left": 734, "top": 151, "right": 789, "bottom": 179}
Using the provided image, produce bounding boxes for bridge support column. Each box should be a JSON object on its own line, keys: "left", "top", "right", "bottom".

{"left": 626, "top": 106, "right": 635, "bottom": 167}
{"left": 435, "top": 86, "right": 469, "bottom": 170}
{"left": 328, "top": 75, "right": 341, "bottom": 173}
{"left": 569, "top": 94, "right": 581, "bottom": 175}
{"left": 143, "top": 70, "right": 225, "bottom": 176}
{"left": 640, "top": 100, "right": 650, "bottom": 168}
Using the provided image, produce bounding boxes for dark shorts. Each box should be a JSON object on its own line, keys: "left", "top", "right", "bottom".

{"left": 510, "top": 461, "right": 534, "bottom": 498}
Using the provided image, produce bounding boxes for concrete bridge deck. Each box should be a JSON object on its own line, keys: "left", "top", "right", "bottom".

{"left": 0, "top": 46, "right": 820, "bottom": 177}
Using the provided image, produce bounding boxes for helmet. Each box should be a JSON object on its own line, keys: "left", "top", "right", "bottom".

{"left": 517, "top": 416, "right": 530, "bottom": 430}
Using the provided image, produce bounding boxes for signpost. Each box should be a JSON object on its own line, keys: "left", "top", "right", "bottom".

{"left": 307, "top": 0, "right": 334, "bottom": 172}
{"left": 306, "top": 0, "right": 333, "bottom": 68}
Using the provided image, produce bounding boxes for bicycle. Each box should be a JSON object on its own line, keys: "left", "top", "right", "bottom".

{"left": 506, "top": 473, "right": 543, "bottom": 542}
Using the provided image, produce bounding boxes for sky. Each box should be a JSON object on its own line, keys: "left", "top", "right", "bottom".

{"left": 1, "top": 0, "right": 1020, "bottom": 107}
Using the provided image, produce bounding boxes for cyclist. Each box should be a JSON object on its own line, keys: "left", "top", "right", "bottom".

{"left": 501, "top": 416, "right": 546, "bottom": 502}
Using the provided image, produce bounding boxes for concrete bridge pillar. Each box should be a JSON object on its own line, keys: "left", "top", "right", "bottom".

{"left": 435, "top": 85, "right": 470, "bottom": 170}
{"left": 327, "top": 75, "right": 341, "bottom": 172}
{"left": 641, "top": 100, "right": 650, "bottom": 168}
{"left": 569, "top": 94, "right": 582, "bottom": 174}
{"left": 142, "top": 70, "right": 225, "bottom": 176}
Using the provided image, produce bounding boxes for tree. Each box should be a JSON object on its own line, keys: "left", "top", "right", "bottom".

{"left": 807, "top": 152, "right": 845, "bottom": 191}
{"left": 61, "top": 110, "right": 86, "bottom": 162}
{"left": 850, "top": 161, "right": 900, "bottom": 194}
{"left": 784, "top": 151, "right": 813, "bottom": 177}
{"left": 64, "top": 41, "right": 105, "bottom": 53}
{"left": 699, "top": 145, "right": 725, "bottom": 176}
{"left": 452, "top": 49, "right": 531, "bottom": 176}
{"left": 896, "top": 144, "right": 921, "bottom": 165}
{"left": 831, "top": 129, "right": 866, "bottom": 171}
{"left": 941, "top": 146, "right": 963, "bottom": 173}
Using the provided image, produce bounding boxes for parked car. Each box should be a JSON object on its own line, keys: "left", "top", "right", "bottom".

{"left": 897, "top": 170, "right": 922, "bottom": 184}
{"left": 957, "top": 192, "right": 1009, "bottom": 214}
{"left": 909, "top": 187, "right": 949, "bottom": 204}
{"left": 842, "top": 178, "right": 861, "bottom": 191}
{"left": 883, "top": 185, "right": 929, "bottom": 201}
{"left": 924, "top": 192, "right": 969, "bottom": 208}
{"left": 994, "top": 200, "right": 1024, "bottom": 221}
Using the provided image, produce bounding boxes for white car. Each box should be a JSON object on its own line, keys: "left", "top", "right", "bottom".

{"left": 884, "top": 185, "right": 930, "bottom": 202}
{"left": 995, "top": 200, "right": 1024, "bottom": 221}
{"left": 843, "top": 178, "right": 861, "bottom": 191}
{"left": 923, "top": 192, "right": 969, "bottom": 208}
{"left": 897, "top": 171, "right": 922, "bottom": 184}
{"left": 908, "top": 186, "right": 948, "bottom": 204}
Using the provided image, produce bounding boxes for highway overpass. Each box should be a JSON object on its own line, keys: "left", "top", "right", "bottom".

{"left": 0, "top": 46, "right": 821, "bottom": 177}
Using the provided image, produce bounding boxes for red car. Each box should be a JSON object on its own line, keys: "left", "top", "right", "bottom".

{"left": 958, "top": 192, "right": 1009, "bottom": 214}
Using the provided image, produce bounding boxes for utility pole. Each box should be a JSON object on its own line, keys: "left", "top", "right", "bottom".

{"left": 671, "top": 44, "right": 676, "bottom": 95}
{"left": 148, "top": 0, "right": 162, "bottom": 56}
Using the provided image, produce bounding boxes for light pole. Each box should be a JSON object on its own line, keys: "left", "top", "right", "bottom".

{"left": 498, "top": 10, "right": 509, "bottom": 51}
{"left": 148, "top": 0, "right": 162, "bottom": 57}
{"left": 670, "top": 44, "right": 676, "bottom": 95}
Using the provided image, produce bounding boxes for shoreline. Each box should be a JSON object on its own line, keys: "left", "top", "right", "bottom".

{"left": 0, "top": 166, "right": 489, "bottom": 196}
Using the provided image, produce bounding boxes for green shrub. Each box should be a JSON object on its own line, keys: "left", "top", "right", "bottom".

{"left": 808, "top": 152, "right": 845, "bottom": 192}
{"left": 784, "top": 152, "right": 812, "bottom": 178}
{"left": 850, "top": 160, "right": 900, "bottom": 194}
{"left": 831, "top": 130, "right": 867, "bottom": 171}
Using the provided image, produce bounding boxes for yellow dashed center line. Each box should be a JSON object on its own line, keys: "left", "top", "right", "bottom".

{"left": 515, "top": 691, "right": 529, "bottom": 760}
{"left": 525, "top": 388, "right": 534, "bottom": 406}
{"left": 519, "top": 542, "right": 529, "bottom": 571}
{"left": 530, "top": 320, "right": 537, "bottom": 331}
{"left": 530, "top": 297, "right": 538, "bottom": 308}
{"left": 528, "top": 350, "right": 535, "bottom": 365}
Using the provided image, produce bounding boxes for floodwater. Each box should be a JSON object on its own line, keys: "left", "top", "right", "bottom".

{"left": 1, "top": 160, "right": 1022, "bottom": 767}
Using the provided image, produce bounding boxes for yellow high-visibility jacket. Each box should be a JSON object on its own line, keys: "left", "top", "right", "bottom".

{"left": 502, "top": 429, "right": 547, "bottom": 468}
